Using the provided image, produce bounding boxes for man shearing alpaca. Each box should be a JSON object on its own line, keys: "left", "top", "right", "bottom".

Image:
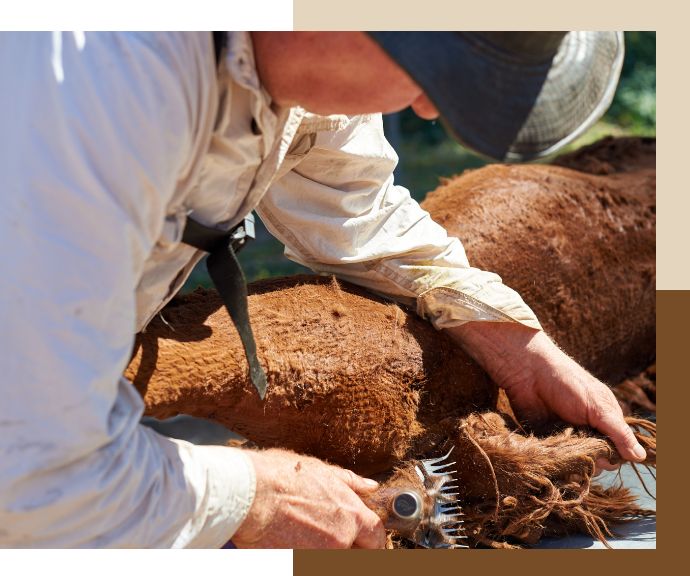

{"left": 0, "top": 31, "right": 643, "bottom": 548}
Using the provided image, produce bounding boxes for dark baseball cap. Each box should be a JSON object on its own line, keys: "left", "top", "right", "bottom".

{"left": 368, "top": 31, "right": 624, "bottom": 162}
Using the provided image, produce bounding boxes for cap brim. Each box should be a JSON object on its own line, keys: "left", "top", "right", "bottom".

{"left": 369, "top": 31, "right": 624, "bottom": 162}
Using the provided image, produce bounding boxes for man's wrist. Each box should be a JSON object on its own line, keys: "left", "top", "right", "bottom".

{"left": 233, "top": 449, "right": 279, "bottom": 547}
{"left": 444, "top": 321, "right": 545, "bottom": 390}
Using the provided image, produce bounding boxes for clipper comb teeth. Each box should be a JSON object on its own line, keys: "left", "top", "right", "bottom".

{"left": 414, "top": 447, "right": 468, "bottom": 548}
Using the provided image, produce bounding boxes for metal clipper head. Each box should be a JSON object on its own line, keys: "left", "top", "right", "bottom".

{"left": 363, "top": 446, "right": 468, "bottom": 548}
{"left": 411, "top": 446, "right": 468, "bottom": 549}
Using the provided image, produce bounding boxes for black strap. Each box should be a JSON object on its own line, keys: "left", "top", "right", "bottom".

{"left": 198, "top": 34, "right": 266, "bottom": 399}
{"left": 212, "top": 32, "right": 227, "bottom": 67}
{"left": 182, "top": 216, "right": 268, "bottom": 400}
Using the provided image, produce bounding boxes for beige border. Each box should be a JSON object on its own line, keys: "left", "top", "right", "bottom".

{"left": 294, "top": 0, "right": 658, "bottom": 29}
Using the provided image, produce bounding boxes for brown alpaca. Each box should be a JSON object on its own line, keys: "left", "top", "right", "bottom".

{"left": 421, "top": 136, "right": 656, "bottom": 384}
{"left": 126, "top": 137, "right": 656, "bottom": 548}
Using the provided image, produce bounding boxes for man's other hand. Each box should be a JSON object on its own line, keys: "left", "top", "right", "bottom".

{"left": 233, "top": 449, "right": 386, "bottom": 549}
{"left": 446, "top": 322, "right": 647, "bottom": 464}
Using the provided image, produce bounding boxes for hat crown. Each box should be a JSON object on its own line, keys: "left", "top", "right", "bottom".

{"left": 467, "top": 32, "right": 568, "bottom": 62}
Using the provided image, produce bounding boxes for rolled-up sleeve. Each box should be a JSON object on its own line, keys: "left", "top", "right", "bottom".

{"left": 0, "top": 32, "right": 254, "bottom": 548}
{"left": 257, "top": 113, "right": 541, "bottom": 329}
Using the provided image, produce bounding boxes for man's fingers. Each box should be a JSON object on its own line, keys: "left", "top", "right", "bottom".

{"left": 593, "top": 405, "right": 646, "bottom": 463}
{"left": 352, "top": 509, "right": 387, "bottom": 549}
{"left": 329, "top": 466, "right": 386, "bottom": 548}
{"left": 331, "top": 466, "right": 380, "bottom": 494}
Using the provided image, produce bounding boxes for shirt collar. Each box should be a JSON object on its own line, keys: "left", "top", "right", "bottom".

{"left": 223, "top": 32, "right": 306, "bottom": 141}
{"left": 225, "top": 32, "right": 264, "bottom": 97}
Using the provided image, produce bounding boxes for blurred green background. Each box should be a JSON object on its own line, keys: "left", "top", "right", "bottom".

{"left": 183, "top": 31, "right": 655, "bottom": 291}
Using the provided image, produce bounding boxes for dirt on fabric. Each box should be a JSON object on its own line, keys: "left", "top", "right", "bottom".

{"left": 125, "top": 137, "right": 656, "bottom": 548}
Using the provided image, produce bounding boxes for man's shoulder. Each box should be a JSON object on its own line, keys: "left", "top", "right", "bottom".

{"left": 100, "top": 33, "right": 214, "bottom": 89}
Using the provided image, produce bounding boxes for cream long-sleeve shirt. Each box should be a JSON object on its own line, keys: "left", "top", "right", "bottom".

{"left": 0, "top": 31, "right": 539, "bottom": 548}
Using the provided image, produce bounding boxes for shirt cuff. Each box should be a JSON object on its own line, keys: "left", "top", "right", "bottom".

{"left": 370, "top": 260, "right": 543, "bottom": 331}
{"left": 417, "top": 285, "right": 542, "bottom": 330}
{"left": 170, "top": 442, "right": 256, "bottom": 548}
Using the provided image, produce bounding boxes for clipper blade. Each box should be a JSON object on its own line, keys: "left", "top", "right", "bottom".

{"left": 414, "top": 446, "right": 468, "bottom": 549}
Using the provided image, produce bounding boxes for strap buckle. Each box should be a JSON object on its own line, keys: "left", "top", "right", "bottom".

{"left": 229, "top": 213, "right": 255, "bottom": 254}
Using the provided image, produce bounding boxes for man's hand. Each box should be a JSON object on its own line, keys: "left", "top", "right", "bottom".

{"left": 233, "top": 448, "right": 386, "bottom": 549}
{"left": 445, "top": 321, "right": 647, "bottom": 464}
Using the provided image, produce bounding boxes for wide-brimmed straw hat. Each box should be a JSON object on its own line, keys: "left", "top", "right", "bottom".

{"left": 368, "top": 31, "right": 624, "bottom": 162}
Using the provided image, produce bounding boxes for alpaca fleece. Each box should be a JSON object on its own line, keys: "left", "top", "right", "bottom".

{"left": 420, "top": 137, "right": 655, "bottom": 383}
{"left": 126, "top": 137, "right": 656, "bottom": 547}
